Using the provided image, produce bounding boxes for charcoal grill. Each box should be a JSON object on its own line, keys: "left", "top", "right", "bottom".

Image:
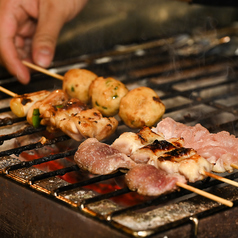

{"left": 1, "top": 1, "right": 238, "bottom": 237}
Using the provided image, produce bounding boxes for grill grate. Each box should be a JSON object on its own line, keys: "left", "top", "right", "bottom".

{"left": 1, "top": 26, "right": 238, "bottom": 238}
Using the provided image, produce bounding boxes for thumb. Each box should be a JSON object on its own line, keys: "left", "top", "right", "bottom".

{"left": 32, "top": 4, "right": 65, "bottom": 68}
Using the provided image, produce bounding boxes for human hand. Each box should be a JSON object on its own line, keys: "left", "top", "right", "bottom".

{"left": 0, "top": 0, "right": 87, "bottom": 84}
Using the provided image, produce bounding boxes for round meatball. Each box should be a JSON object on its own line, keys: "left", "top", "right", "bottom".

{"left": 63, "top": 68, "right": 97, "bottom": 104}
{"left": 89, "top": 77, "right": 129, "bottom": 117}
{"left": 119, "top": 87, "right": 165, "bottom": 129}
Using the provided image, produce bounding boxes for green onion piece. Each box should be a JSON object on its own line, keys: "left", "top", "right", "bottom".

{"left": 55, "top": 104, "right": 63, "bottom": 109}
{"left": 32, "top": 108, "right": 41, "bottom": 128}
{"left": 112, "top": 94, "right": 118, "bottom": 99}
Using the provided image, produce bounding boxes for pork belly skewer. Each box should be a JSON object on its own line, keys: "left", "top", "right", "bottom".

{"left": 75, "top": 137, "right": 233, "bottom": 207}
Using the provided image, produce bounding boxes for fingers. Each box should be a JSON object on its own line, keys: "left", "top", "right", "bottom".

{"left": 0, "top": 6, "right": 30, "bottom": 83}
{"left": 0, "top": 0, "right": 38, "bottom": 84}
{"left": 32, "top": 1, "right": 71, "bottom": 68}
{"left": 32, "top": 0, "right": 88, "bottom": 68}
{"left": 0, "top": 0, "right": 88, "bottom": 84}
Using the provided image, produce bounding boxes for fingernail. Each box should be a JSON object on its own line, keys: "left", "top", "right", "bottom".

{"left": 35, "top": 48, "right": 52, "bottom": 68}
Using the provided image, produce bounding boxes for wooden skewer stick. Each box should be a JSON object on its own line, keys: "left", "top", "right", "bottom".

{"left": 0, "top": 86, "right": 18, "bottom": 97}
{"left": 231, "top": 163, "right": 238, "bottom": 170}
{"left": 204, "top": 171, "right": 238, "bottom": 188}
{"left": 22, "top": 60, "right": 64, "bottom": 81}
{"left": 176, "top": 182, "right": 233, "bottom": 207}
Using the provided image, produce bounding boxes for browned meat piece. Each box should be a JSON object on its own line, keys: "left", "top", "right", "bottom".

{"left": 74, "top": 138, "right": 136, "bottom": 174}
{"left": 10, "top": 90, "right": 51, "bottom": 117}
{"left": 58, "top": 108, "right": 118, "bottom": 141}
{"left": 111, "top": 126, "right": 165, "bottom": 156}
{"left": 130, "top": 138, "right": 184, "bottom": 164}
{"left": 149, "top": 147, "right": 212, "bottom": 183}
{"left": 125, "top": 164, "right": 186, "bottom": 197}
{"left": 27, "top": 90, "right": 118, "bottom": 142}
{"left": 41, "top": 98, "right": 88, "bottom": 133}
{"left": 27, "top": 89, "right": 69, "bottom": 125}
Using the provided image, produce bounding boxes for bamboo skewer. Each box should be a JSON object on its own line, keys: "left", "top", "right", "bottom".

{"left": 22, "top": 60, "right": 64, "bottom": 80}
{"left": 204, "top": 171, "right": 238, "bottom": 188}
{"left": 231, "top": 163, "right": 238, "bottom": 170}
{"left": 0, "top": 86, "right": 18, "bottom": 97}
{"left": 176, "top": 182, "right": 233, "bottom": 207}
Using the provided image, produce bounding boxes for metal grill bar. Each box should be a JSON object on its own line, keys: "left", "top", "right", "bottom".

{"left": 29, "top": 164, "right": 80, "bottom": 185}
{"left": 53, "top": 171, "right": 125, "bottom": 196}
{"left": 1, "top": 26, "right": 238, "bottom": 238}
{"left": 0, "top": 125, "right": 46, "bottom": 142}
{"left": 81, "top": 187, "right": 131, "bottom": 209}
{"left": 4, "top": 148, "right": 77, "bottom": 174}
{"left": 0, "top": 134, "right": 71, "bottom": 157}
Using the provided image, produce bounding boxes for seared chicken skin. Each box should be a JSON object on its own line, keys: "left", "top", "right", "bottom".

{"left": 27, "top": 90, "right": 118, "bottom": 141}
{"left": 147, "top": 141, "right": 212, "bottom": 183}
{"left": 57, "top": 108, "right": 118, "bottom": 141}
{"left": 111, "top": 126, "right": 166, "bottom": 156}
{"left": 113, "top": 127, "right": 211, "bottom": 183}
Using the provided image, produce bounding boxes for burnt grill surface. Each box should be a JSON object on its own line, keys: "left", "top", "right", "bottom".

{"left": 1, "top": 26, "right": 238, "bottom": 238}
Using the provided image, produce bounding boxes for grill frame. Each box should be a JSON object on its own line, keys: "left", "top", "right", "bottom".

{"left": 1, "top": 26, "right": 238, "bottom": 238}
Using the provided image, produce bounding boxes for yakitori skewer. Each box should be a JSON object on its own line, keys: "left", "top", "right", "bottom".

{"left": 0, "top": 86, "right": 17, "bottom": 97}
{"left": 22, "top": 60, "right": 64, "bottom": 80}
{"left": 231, "top": 163, "right": 238, "bottom": 170}
{"left": 176, "top": 182, "right": 233, "bottom": 207}
{"left": 204, "top": 171, "right": 238, "bottom": 188}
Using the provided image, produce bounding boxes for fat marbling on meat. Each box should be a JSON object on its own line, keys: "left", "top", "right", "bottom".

{"left": 154, "top": 117, "right": 238, "bottom": 173}
{"left": 125, "top": 164, "right": 186, "bottom": 197}
{"left": 74, "top": 138, "right": 136, "bottom": 175}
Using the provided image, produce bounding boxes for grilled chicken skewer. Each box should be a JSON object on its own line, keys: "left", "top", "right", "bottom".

{"left": 112, "top": 125, "right": 238, "bottom": 187}
{"left": 22, "top": 61, "right": 166, "bottom": 127}
{"left": 2, "top": 61, "right": 166, "bottom": 129}
{"left": 74, "top": 128, "right": 233, "bottom": 207}
{"left": 0, "top": 86, "right": 51, "bottom": 117}
{"left": 26, "top": 89, "right": 118, "bottom": 141}
{"left": 154, "top": 117, "right": 238, "bottom": 173}
{"left": 0, "top": 86, "right": 118, "bottom": 142}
